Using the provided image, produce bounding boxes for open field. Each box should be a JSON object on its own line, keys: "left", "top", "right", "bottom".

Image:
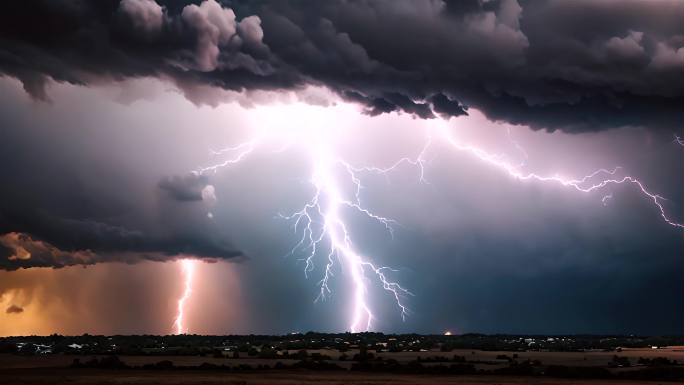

{"left": 5, "top": 335, "right": 684, "bottom": 383}
{"left": 3, "top": 348, "right": 684, "bottom": 384}
{"left": 4, "top": 347, "right": 684, "bottom": 370}
{"left": 1, "top": 368, "right": 683, "bottom": 385}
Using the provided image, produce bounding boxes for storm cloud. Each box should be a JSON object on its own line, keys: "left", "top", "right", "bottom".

{"left": 159, "top": 173, "right": 211, "bottom": 202}
{"left": 2, "top": 1, "right": 684, "bottom": 335}
{"left": 0, "top": 79, "right": 243, "bottom": 270}
{"left": 5, "top": 305, "right": 24, "bottom": 315}
{"left": 1, "top": 0, "right": 684, "bottom": 132}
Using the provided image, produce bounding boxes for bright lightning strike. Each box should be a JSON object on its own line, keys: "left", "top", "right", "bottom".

{"left": 279, "top": 134, "right": 411, "bottom": 332}
{"left": 200, "top": 125, "right": 411, "bottom": 332}
{"left": 431, "top": 123, "right": 684, "bottom": 229}
{"left": 197, "top": 108, "right": 684, "bottom": 332}
{"left": 173, "top": 259, "right": 196, "bottom": 335}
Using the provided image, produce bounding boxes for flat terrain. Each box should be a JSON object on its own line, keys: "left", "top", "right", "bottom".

{"left": 3, "top": 347, "right": 684, "bottom": 369}
{"left": 3, "top": 348, "right": 684, "bottom": 384}
{"left": 1, "top": 368, "right": 682, "bottom": 385}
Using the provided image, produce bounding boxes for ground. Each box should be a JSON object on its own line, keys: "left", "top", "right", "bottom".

{"left": 3, "top": 348, "right": 684, "bottom": 384}
{"left": 1, "top": 369, "right": 682, "bottom": 385}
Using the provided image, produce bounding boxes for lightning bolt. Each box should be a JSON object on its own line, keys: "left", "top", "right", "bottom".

{"left": 279, "top": 133, "right": 411, "bottom": 332}
{"left": 200, "top": 128, "right": 411, "bottom": 332}
{"left": 173, "top": 258, "right": 196, "bottom": 335}
{"left": 675, "top": 134, "right": 684, "bottom": 147}
{"left": 431, "top": 123, "right": 684, "bottom": 229}
{"left": 200, "top": 139, "right": 259, "bottom": 174}
{"left": 195, "top": 111, "right": 684, "bottom": 332}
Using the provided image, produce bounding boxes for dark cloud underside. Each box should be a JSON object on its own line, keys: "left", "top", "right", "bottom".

{"left": 2, "top": 0, "right": 684, "bottom": 132}
{"left": 5, "top": 305, "right": 23, "bottom": 314}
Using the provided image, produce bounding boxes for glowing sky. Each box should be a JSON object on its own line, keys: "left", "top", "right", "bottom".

{"left": 1, "top": 75, "right": 683, "bottom": 335}
{"left": 2, "top": 0, "right": 684, "bottom": 336}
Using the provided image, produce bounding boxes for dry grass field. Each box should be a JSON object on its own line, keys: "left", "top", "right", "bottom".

{"left": 1, "top": 368, "right": 682, "bottom": 385}
{"left": 3, "top": 347, "right": 684, "bottom": 369}
{"left": 3, "top": 348, "right": 684, "bottom": 384}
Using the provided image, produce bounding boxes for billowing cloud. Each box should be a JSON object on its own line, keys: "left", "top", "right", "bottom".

{"left": 237, "top": 16, "right": 265, "bottom": 48}
{"left": 118, "top": 0, "right": 164, "bottom": 37}
{"left": 0, "top": 222, "right": 240, "bottom": 270}
{"left": 604, "top": 31, "right": 645, "bottom": 60}
{"left": 0, "top": 79, "right": 244, "bottom": 270}
{"left": 2, "top": 1, "right": 684, "bottom": 131}
{"left": 181, "top": 0, "right": 239, "bottom": 71}
{"left": 2, "top": 2, "right": 684, "bottom": 335}
{"left": 650, "top": 42, "right": 684, "bottom": 70}
{"left": 0, "top": 232, "right": 95, "bottom": 270}
{"left": 201, "top": 185, "right": 217, "bottom": 206}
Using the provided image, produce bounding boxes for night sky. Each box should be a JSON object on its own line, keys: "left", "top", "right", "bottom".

{"left": 1, "top": 0, "right": 684, "bottom": 336}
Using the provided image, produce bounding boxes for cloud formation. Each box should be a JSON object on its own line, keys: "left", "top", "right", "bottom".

{"left": 2, "top": 0, "right": 684, "bottom": 132}
{"left": 2, "top": 1, "right": 684, "bottom": 334}
{"left": 0, "top": 74, "right": 683, "bottom": 333}
{"left": 0, "top": 224, "right": 239, "bottom": 271}
{"left": 118, "top": 0, "right": 164, "bottom": 37}
{"left": 5, "top": 305, "right": 24, "bottom": 314}
{"left": 159, "top": 173, "right": 211, "bottom": 202}
{"left": 0, "top": 79, "right": 243, "bottom": 270}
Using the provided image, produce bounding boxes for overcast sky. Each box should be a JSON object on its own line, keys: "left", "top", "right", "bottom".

{"left": 2, "top": 0, "right": 684, "bottom": 336}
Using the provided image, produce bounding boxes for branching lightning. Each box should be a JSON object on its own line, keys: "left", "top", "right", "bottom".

{"left": 200, "top": 139, "right": 260, "bottom": 174}
{"left": 173, "top": 259, "right": 196, "bottom": 335}
{"left": 195, "top": 113, "right": 684, "bottom": 332}
{"left": 431, "top": 124, "right": 684, "bottom": 229}
{"left": 675, "top": 134, "right": 684, "bottom": 147}
{"left": 278, "top": 136, "right": 412, "bottom": 332}
{"left": 199, "top": 127, "right": 412, "bottom": 332}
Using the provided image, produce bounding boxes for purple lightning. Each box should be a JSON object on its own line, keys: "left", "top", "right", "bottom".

{"left": 198, "top": 126, "right": 411, "bottom": 332}
{"left": 431, "top": 123, "right": 684, "bottom": 229}
{"left": 675, "top": 134, "right": 684, "bottom": 147}
{"left": 196, "top": 111, "right": 684, "bottom": 332}
{"left": 279, "top": 134, "right": 411, "bottom": 332}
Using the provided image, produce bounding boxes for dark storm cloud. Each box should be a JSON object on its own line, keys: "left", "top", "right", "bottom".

{"left": 158, "top": 173, "right": 210, "bottom": 202}
{"left": 0, "top": 201, "right": 240, "bottom": 270}
{"left": 5, "top": 305, "right": 23, "bottom": 314}
{"left": 0, "top": 151, "right": 241, "bottom": 270}
{"left": 2, "top": 0, "right": 684, "bottom": 132}
{"left": 0, "top": 229, "right": 239, "bottom": 271}
{"left": 0, "top": 81, "right": 243, "bottom": 271}
{"left": 429, "top": 94, "right": 469, "bottom": 119}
